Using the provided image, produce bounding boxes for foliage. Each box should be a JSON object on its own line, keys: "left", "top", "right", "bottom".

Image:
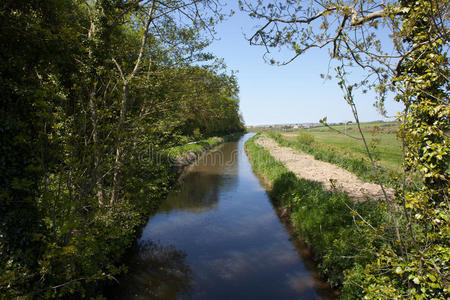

{"left": 363, "top": 0, "right": 449, "bottom": 298}
{"left": 0, "top": 0, "right": 243, "bottom": 298}
{"left": 167, "top": 137, "right": 224, "bottom": 159}
{"left": 166, "top": 132, "right": 244, "bottom": 161}
{"left": 242, "top": 0, "right": 449, "bottom": 298}
{"left": 295, "top": 131, "right": 315, "bottom": 146}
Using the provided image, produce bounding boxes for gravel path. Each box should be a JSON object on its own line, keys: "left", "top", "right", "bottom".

{"left": 255, "top": 136, "right": 394, "bottom": 202}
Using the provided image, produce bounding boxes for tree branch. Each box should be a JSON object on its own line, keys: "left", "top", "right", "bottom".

{"left": 262, "top": 6, "right": 337, "bottom": 25}
{"left": 248, "top": 6, "right": 337, "bottom": 45}
{"left": 333, "top": 15, "right": 349, "bottom": 57}
{"left": 129, "top": 1, "right": 156, "bottom": 80}
{"left": 112, "top": 57, "right": 126, "bottom": 82}
{"left": 349, "top": 6, "right": 410, "bottom": 26}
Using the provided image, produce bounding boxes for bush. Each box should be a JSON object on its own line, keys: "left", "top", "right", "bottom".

{"left": 295, "top": 131, "right": 315, "bottom": 145}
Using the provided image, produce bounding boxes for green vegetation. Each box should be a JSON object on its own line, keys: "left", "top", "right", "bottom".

{"left": 0, "top": 1, "right": 243, "bottom": 298}
{"left": 266, "top": 131, "right": 396, "bottom": 187}
{"left": 167, "top": 137, "right": 224, "bottom": 160}
{"left": 304, "top": 123, "right": 402, "bottom": 171}
{"left": 308, "top": 121, "right": 398, "bottom": 132}
{"left": 2, "top": 0, "right": 448, "bottom": 298}
{"left": 167, "top": 133, "right": 244, "bottom": 161}
{"left": 245, "top": 134, "right": 385, "bottom": 298}
{"left": 273, "top": 122, "right": 402, "bottom": 171}
{"left": 364, "top": 1, "right": 449, "bottom": 297}
{"left": 243, "top": 0, "right": 449, "bottom": 297}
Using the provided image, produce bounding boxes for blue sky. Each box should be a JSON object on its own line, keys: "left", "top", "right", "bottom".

{"left": 206, "top": 4, "right": 403, "bottom": 126}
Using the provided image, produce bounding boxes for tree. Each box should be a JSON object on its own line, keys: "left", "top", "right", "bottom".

{"left": 0, "top": 0, "right": 81, "bottom": 296}
{"left": 1, "top": 0, "right": 243, "bottom": 298}
{"left": 241, "top": 0, "right": 449, "bottom": 298}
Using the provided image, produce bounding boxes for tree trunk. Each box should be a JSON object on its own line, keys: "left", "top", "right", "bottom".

{"left": 111, "top": 82, "right": 128, "bottom": 204}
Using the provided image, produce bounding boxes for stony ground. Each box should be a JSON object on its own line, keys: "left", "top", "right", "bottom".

{"left": 255, "top": 136, "right": 394, "bottom": 202}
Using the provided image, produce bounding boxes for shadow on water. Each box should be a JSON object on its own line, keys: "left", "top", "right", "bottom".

{"left": 106, "top": 240, "right": 193, "bottom": 300}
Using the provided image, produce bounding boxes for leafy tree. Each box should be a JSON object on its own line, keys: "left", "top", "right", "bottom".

{"left": 1, "top": 0, "right": 243, "bottom": 298}
{"left": 0, "top": 0, "right": 81, "bottom": 296}
{"left": 241, "top": 0, "right": 449, "bottom": 298}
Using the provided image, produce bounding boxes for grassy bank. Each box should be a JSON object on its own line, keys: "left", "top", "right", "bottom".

{"left": 266, "top": 131, "right": 397, "bottom": 187}
{"left": 245, "top": 134, "right": 385, "bottom": 298}
{"left": 166, "top": 132, "right": 244, "bottom": 167}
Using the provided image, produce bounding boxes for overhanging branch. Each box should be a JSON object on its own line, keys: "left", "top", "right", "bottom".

{"left": 349, "top": 6, "right": 410, "bottom": 26}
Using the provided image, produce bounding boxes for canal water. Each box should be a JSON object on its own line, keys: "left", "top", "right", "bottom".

{"left": 109, "top": 134, "right": 334, "bottom": 299}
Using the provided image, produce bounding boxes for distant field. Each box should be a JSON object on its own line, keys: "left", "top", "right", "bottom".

{"left": 285, "top": 122, "right": 403, "bottom": 171}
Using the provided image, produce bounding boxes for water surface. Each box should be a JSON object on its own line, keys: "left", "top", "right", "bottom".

{"left": 109, "top": 134, "right": 334, "bottom": 299}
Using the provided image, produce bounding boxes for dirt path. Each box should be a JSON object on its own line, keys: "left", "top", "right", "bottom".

{"left": 255, "top": 136, "right": 394, "bottom": 202}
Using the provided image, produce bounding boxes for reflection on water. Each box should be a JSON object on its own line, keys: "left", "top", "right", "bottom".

{"left": 110, "top": 240, "right": 193, "bottom": 299}
{"left": 108, "top": 134, "right": 335, "bottom": 299}
{"left": 159, "top": 143, "right": 239, "bottom": 214}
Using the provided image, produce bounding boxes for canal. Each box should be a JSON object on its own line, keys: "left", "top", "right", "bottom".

{"left": 108, "top": 133, "right": 334, "bottom": 299}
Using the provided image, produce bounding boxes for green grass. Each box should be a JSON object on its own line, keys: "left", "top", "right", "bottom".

{"left": 245, "top": 134, "right": 385, "bottom": 298}
{"left": 308, "top": 121, "right": 398, "bottom": 132}
{"left": 267, "top": 131, "right": 397, "bottom": 187}
{"left": 310, "top": 132, "right": 401, "bottom": 170}
{"left": 303, "top": 122, "right": 402, "bottom": 171}
{"left": 166, "top": 137, "right": 223, "bottom": 158}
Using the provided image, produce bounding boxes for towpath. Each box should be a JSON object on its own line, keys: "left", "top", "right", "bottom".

{"left": 255, "top": 135, "right": 394, "bottom": 202}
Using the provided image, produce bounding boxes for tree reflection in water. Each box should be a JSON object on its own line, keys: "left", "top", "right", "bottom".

{"left": 159, "top": 143, "right": 240, "bottom": 214}
{"left": 159, "top": 172, "right": 224, "bottom": 214}
{"left": 109, "top": 240, "right": 193, "bottom": 299}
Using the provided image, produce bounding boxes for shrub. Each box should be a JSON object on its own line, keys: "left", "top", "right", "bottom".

{"left": 295, "top": 131, "right": 315, "bottom": 145}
